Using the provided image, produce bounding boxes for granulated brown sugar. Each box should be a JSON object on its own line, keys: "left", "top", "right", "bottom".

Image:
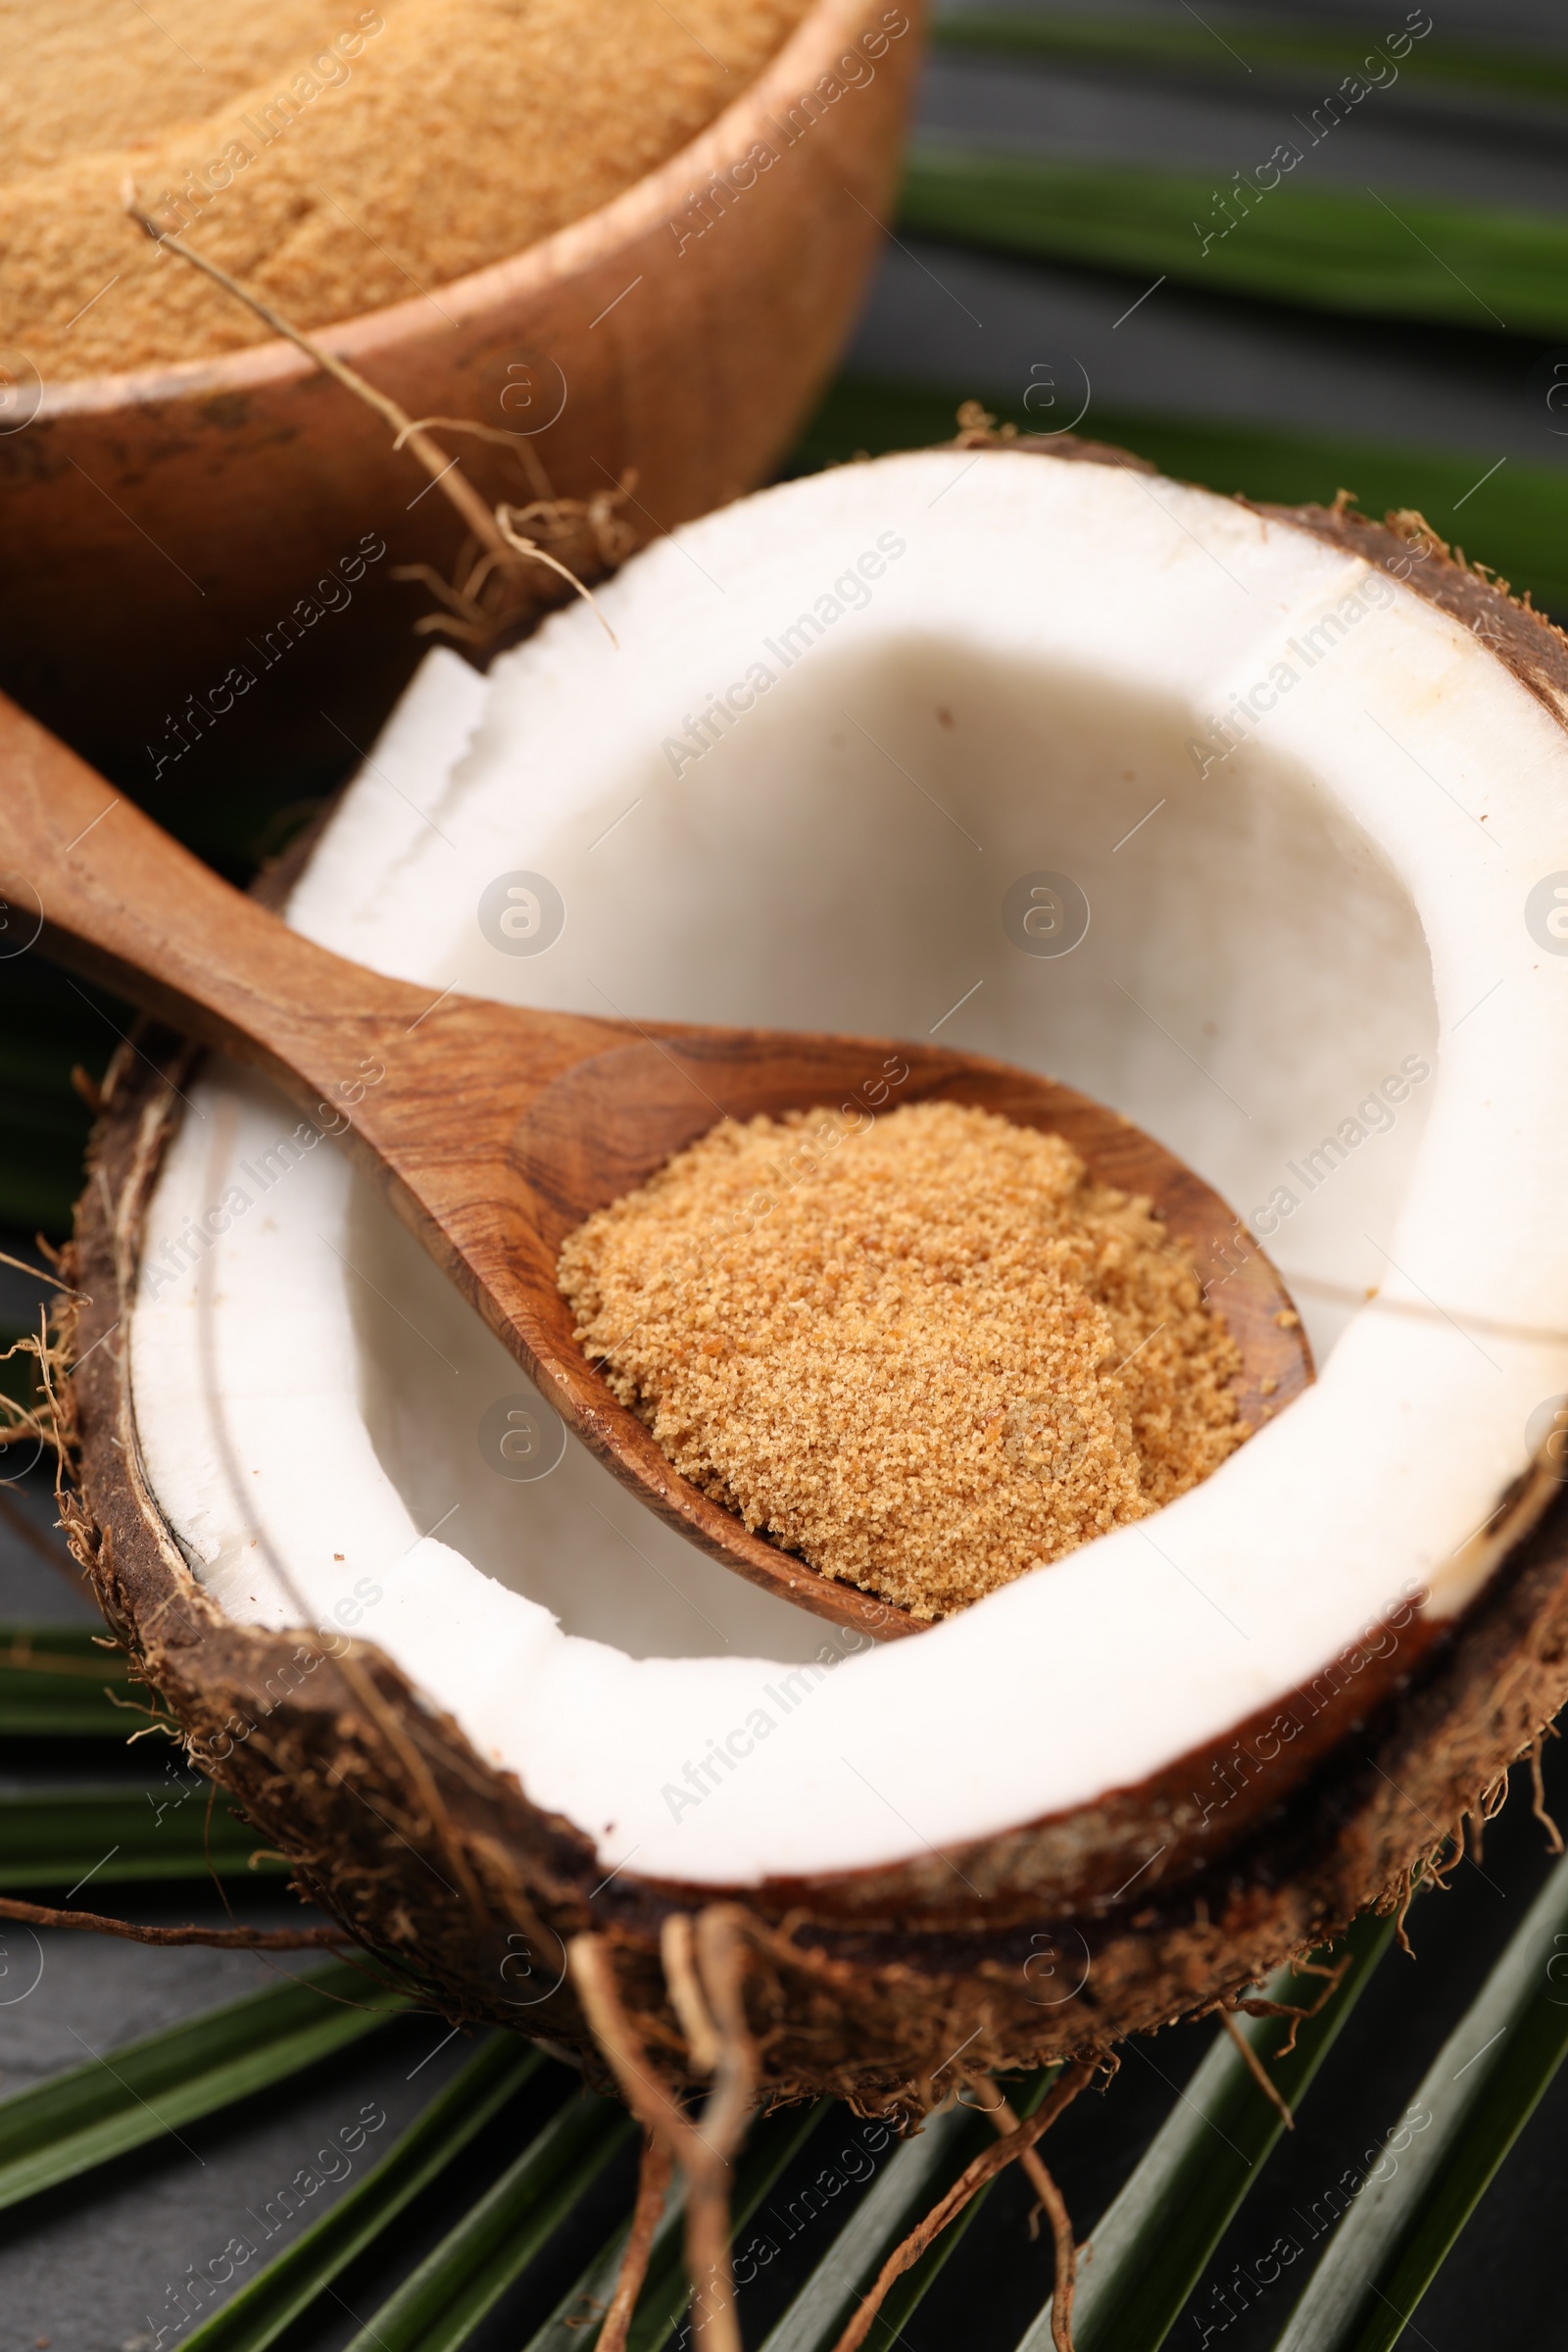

{"left": 560, "top": 1102, "right": 1246, "bottom": 1620}
{"left": 0, "top": 0, "right": 808, "bottom": 380}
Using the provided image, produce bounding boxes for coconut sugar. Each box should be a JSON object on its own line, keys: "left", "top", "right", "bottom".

{"left": 560, "top": 1102, "right": 1246, "bottom": 1620}
{"left": 0, "top": 0, "right": 809, "bottom": 381}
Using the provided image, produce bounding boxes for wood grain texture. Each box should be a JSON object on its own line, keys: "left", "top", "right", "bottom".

{"left": 0, "top": 686, "right": 1310, "bottom": 1637}
{"left": 0, "top": 0, "right": 924, "bottom": 779}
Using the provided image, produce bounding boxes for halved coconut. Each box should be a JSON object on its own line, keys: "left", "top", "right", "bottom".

{"left": 65, "top": 432, "right": 1568, "bottom": 2104}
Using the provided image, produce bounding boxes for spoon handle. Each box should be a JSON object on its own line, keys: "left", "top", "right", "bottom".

{"left": 0, "top": 689, "right": 416, "bottom": 1094}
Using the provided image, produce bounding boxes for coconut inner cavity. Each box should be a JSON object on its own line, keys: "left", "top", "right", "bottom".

{"left": 560, "top": 1100, "right": 1245, "bottom": 1617}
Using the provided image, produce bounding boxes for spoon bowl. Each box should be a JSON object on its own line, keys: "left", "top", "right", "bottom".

{"left": 0, "top": 689, "right": 1312, "bottom": 1637}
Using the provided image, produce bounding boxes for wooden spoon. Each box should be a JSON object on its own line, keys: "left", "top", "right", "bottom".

{"left": 0, "top": 692, "right": 1312, "bottom": 1640}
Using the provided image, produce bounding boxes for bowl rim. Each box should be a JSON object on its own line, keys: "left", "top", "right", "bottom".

{"left": 32, "top": 0, "right": 909, "bottom": 422}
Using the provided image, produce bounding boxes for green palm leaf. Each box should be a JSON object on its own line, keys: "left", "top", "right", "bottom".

{"left": 760, "top": 2070, "right": 1059, "bottom": 2352}
{"left": 866, "top": 2067, "right": 1063, "bottom": 2351}
{"left": 525, "top": 2163, "right": 685, "bottom": 2352}
{"left": 181, "top": 2034, "right": 543, "bottom": 2352}
{"left": 526, "top": 2095, "right": 829, "bottom": 2351}
{"left": 340, "top": 2091, "right": 635, "bottom": 2352}
{"left": 901, "top": 147, "right": 1568, "bottom": 338}
{"left": 931, "top": 11, "right": 1568, "bottom": 104}
{"left": 0, "top": 1959, "right": 412, "bottom": 2210}
{"left": 1011, "top": 1914, "right": 1392, "bottom": 2351}
{"left": 1272, "top": 1849, "right": 1568, "bottom": 2351}
{"left": 0, "top": 1627, "right": 136, "bottom": 1737}
{"left": 758, "top": 2099, "right": 979, "bottom": 2352}
{"left": 0, "top": 1785, "right": 287, "bottom": 1886}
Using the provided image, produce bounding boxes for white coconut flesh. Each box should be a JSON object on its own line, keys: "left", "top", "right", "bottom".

{"left": 126, "top": 447, "right": 1568, "bottom": 1891}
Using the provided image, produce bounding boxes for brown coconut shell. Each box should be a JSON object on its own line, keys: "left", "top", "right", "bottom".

{"left": 57, "top": 434, "right": 1568, "bottom": 2113}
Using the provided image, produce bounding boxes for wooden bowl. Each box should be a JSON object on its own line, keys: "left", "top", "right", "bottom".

{"left": 0, "top": 0, "right": 924, "bottom": 786}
